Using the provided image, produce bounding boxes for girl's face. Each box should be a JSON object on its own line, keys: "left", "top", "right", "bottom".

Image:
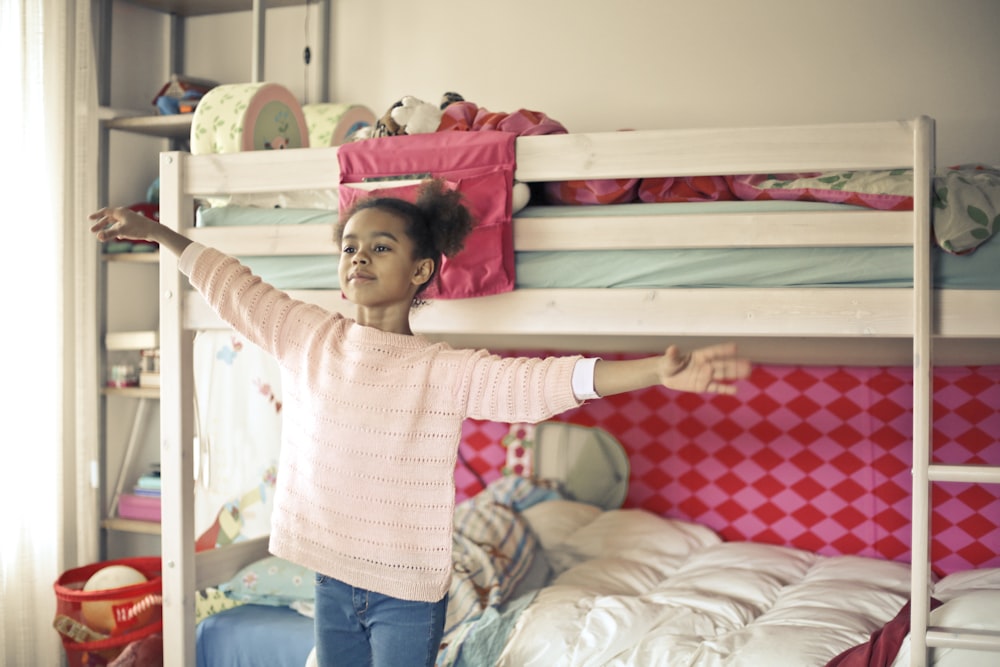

{"left": 338, "top": 208, "right": 433, "bottom": 310}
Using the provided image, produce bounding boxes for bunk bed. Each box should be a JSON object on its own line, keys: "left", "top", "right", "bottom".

{"left": 154, "top": 116, "right": 1000, "bottom": 666}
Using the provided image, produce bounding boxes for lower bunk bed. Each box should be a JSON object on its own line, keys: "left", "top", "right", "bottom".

{"left": 150, "top": 117, "right": 1000, "bottom": 666}
{"left": 192, "top": 475, "right": 1000, "bottom": 667}
{"left": 182, "top": 330, "right": 1000, "bottom": 667}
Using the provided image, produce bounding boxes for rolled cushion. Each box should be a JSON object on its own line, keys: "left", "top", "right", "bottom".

{"left": 191, "top": 82, "right": 308, "bottom": 154}
{"left": 302, "top": 103, "right": 375, "bottom": 146}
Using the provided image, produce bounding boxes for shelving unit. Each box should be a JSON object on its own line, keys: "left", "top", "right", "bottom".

{"left": 93, "top": 0, "right": 331, "bottom": 561}
{"left": 93, "top": 4, "right": 172, "bottom": 555}
{"left": 103, "top": 326, "right": 159, "bottom": 511}
{"left": 93, "top": 3, "right": 196, "bottom": 556}
{"left": 99, "top": 316, "right": 162, "bottom": 548}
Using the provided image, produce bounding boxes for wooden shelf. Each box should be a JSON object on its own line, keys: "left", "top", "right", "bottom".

{"left": 102, "top": 517, "right": 161, "bottom": 535}
{"left": 105, "top": 330, "right": 159, "bottom": 351}
{"left": 123, "top": 0, "right": 310, "bottom": 17}
{"left": 102, "top": 109, "right": 193, "bottom": 139}
{"left": 102, "top": 386, "right": 160, "bottom": 399}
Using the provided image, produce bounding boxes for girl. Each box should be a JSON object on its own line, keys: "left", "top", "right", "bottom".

{"left": 90, "top": 180, "right": 750, "bottom": 667}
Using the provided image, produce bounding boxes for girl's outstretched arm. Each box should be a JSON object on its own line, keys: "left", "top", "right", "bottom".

{"left": 89, "top": 206, "right": 192, "bottom": 257}
{"left": 593, "top": 343, "right": 751, "bottom": 397}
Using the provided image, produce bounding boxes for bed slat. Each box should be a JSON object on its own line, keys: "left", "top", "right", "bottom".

{"left": 190, "top": 223, "right": 338, "bottom": 256}
{"left": 517, "top": 209, "right": 913, "bottom": 250}
{"left": 194, "top": 536, "right": 271, "bottom": 591}
{"left": 513, "top": 120, "right": 920, "bottom": 181}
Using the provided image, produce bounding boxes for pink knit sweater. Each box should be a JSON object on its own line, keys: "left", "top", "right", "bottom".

{"left": 180, "top": 244, "right": 582, "bottom": 602}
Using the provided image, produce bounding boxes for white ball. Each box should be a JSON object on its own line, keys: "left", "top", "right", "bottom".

{"left": 81, "top": 565, "right": 149, "bottom": 634}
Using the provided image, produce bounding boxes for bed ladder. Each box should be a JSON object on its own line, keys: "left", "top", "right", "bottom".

{"left": 908, "top": 116, "right": 1000, "bottom": 666}
{"left": 911, "top": 465, "right": 1000, "bottom": 664}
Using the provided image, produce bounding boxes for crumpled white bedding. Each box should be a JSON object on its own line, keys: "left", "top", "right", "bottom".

{"left": 298, "top": 491, "right": 999, "bottom": 667}
{"left": 497, "top": 503, "right": 913, "bottom": 667}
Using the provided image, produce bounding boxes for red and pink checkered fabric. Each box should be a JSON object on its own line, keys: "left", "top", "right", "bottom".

{"left": 455, "top": 356, "right": 1000, "bottom": 577}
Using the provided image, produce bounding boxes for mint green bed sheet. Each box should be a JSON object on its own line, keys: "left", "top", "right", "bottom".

{"left": 196, "top": 201, "right": 999, "bottom": 291}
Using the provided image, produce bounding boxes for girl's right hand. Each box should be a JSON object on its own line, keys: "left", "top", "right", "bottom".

{"left": 89, "top": 206, "right": 158, "bottom": 243}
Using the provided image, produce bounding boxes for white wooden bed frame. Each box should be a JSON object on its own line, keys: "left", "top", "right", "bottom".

{"left": 156, "top": 117, "right": 1000, "bottom": 666}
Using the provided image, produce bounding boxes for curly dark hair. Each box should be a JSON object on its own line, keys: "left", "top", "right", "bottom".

{"left": 336, "top": 178, "right": 476, "bottom": 297}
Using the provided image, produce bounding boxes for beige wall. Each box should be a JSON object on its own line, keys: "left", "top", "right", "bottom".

{"left": 106, "top": 0, "right": 998, "bottom": 188}
{"left": 163, "top": 0, "right": 1000, "bottom": 167}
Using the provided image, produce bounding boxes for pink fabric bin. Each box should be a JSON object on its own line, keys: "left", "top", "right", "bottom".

{"left": 118, "top": 494, "right": 161, "bottom": 522}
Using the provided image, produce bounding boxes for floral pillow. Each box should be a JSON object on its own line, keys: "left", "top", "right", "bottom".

{"left": 728, "top": 166, "right": 999, "bottom": 254}
{"left": 728, "top": 170, "right": 914, "bottom": 210}
{"left": 932, "top": 164, "right": 1000, "bottom": 254}
{"left": 218, "top": 556, "right": 314, "bottom": 606}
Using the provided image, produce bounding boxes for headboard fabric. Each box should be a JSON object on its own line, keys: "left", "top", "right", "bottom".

{"left": 456, "top": 357, "right": 1000, "bottom": 577}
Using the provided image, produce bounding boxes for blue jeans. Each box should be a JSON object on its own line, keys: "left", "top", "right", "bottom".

{"left": 313, "top": 574, "right": 447, "bottom": 667}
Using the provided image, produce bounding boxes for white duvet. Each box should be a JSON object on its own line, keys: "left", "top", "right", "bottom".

{"left": 300, "top": 493, "right": 1000, "bottom": 667}
{"left": 497, "top": 504, "right": 913, "bottom": 667}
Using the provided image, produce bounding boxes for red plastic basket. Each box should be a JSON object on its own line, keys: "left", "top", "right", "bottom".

{"left": 53, "top": 556, "right": 163, "bottom": 667}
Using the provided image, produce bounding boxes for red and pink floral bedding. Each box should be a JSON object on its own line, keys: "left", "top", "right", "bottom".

{"left": 434, "top": 101, "right": 999, "bottom": 256}
{"left": 547, "top": 166, "right": 1000, "bottom": 256}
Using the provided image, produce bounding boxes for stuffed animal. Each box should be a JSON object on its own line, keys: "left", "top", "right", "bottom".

{"left": 371, "top": 92, "right": 464, "bottom": 138}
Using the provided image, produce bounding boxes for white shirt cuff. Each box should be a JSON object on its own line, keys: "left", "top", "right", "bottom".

{"left": 572, "top": 357, "right": 601, "bottom": 401}
{"left": 178, "top": 242, "right": 206, "bottom": 277}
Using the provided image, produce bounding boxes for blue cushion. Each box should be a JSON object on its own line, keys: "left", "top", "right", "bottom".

{"left": 218, "top": 556, "right": 314, "bottom": 606}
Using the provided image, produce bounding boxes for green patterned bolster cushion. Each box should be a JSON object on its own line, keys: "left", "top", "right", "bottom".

{"left": 190, "top": 82, "right": 309, "bottom": 154}
{"left": 302, "top": 103, "right": 375, "bottom": 147}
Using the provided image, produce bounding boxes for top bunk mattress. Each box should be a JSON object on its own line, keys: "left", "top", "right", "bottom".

{"left": 195, "top": 200, "right": 1000, "bottom": 291}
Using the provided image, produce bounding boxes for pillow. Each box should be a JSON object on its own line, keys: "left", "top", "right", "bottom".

{"left": 886, "top": 590, "right": 1000, "bottom": 667}
{"left": 198, "top": 189, "right": 340, "bottom": 211}
{"left": 932, "top": 164, "right": 1000, "bottom": 254}
{"left": 217, "top": 556, "right": 315, "bottom": 606}
{"left": 552, "top": 556, "right": 671, "bottom": 596}
{"left": 520, "top": 499, "right": 602, "bottom": 551}
{"left": 805, "top": 554, "right": 911, "bottom": 593}
{"left": 475, "top": 475, "right": 563, "bottom": 512}
{"left": 925, "top": 590, "right": 1000, "bottom": 666}
{"left": 933, "top": 567, "right": 1000, "bottom": 601}
{"left": 545, "top": 508, "right": 720, "bottom": 574}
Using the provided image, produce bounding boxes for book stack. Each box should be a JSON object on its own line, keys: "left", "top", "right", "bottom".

{"left": 118, "top": 464, "right": 162, "bottom": 522}
{"left": 134, "top": 466, "right": 161, "bottom": 498}
{"left": 139, "top": 348, "right": 160, "bottom": 388}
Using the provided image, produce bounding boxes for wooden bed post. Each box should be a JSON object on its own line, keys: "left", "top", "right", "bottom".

{"left": 159, "top": 150, "right": 198, "bottom": 667}
{"left": 909, "top": 115, "right": 935, "bottom": 667}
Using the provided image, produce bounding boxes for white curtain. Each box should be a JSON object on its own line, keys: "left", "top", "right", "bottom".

{"left": 1, "top": 1, "right": 99, "bottom": 665}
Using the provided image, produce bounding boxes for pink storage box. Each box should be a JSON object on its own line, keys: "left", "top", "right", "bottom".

{"left": 118, "top": 493, "right": 161, "bottom": 522}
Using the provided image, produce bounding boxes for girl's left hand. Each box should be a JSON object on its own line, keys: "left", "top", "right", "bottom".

{"left": 658, "top": 343, "right": 751, "bottom": 394}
